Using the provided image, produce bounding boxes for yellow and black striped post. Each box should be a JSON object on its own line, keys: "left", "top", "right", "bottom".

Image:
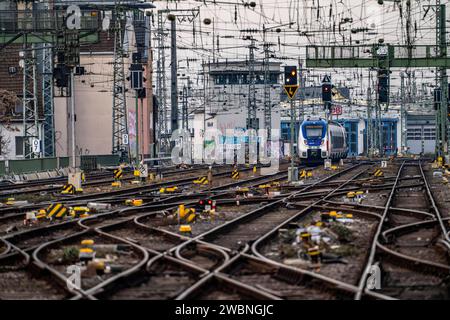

{"left": 373, "top": 169, "right": 384, "bottom": 177}
{"left": 61, "top": 184, "right": 75, "bottom": 195}
{"left": 46, "top": 203, "right": 68, "bottom": 219}
{"left": 300, "top": 169, "right": 307, "bottom": 179}
{"left": 113, "top": 169, "right": 123, "bottom": 180}
{"left": 193, "top": 176, "right": 209, "bottom": 185}
{"left": 231, "top": 169, "right": 240, "bottom": 180}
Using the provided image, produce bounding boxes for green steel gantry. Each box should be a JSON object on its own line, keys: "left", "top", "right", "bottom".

{"left": 305, "top": 4, "right": 449, "bottom": 159}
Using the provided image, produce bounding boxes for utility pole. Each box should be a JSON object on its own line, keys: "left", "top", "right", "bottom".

{"left": 203, "top": 60, "right": 207, "bottom": 163}
{"left": 284, "top": 66, "right": 299, "bottom": 182}
{"left": 182, "top": 85, "right": 188, "bottom": 130}
{"left": 436, "top": 2, "right": 448, "bottom": 159}
{"left": 247, "top": 38, "right": 257, "bottom": 131}
{"left": 298, "top": 60, "right": 305, "bottom": 124}
{"left": 21, "top": 35, "right": 39, "bottom": 159}
{"left": 65, "top": 28, "right": 80, "bottom": 168}
{"left": 112, "top": 4, "right": 130, "bottom": 163}
{"left": 263, "top": 27, "right": 271, "bottom": 139}
{"left": 156, "top": 10, "right": 168, "bottom": 156}
{"left": 156, "top": 9, "right": 199, "bottom": 155}
{"left": 322, "top": 75, "right": 332, "bottom": 162}
{"left": 375, "top": 79, "right": 381, "bottom": 156}
{"left": 70, "top": 68, "right": 76, "bottom": 167}
{"left": 366, "top": 87, "right": 372, "bottom": 157}
{"left": 290, "top": 98, "right": 296, "bottom": 170}
{"left": 42, "top": 43, "right": 55, "bottom": 158}
{"left": 400, "top": 72, "right": 406, "bottom": 154}
{"left": 169, "top": 15, "right": 178, "bottom": 134}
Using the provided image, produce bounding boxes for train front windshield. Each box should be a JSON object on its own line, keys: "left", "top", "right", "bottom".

{"left": 305, "top": 125, "right": 324, "bottom": 139}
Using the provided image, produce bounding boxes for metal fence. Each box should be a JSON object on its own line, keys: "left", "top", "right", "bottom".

{"left": 0, "top": 154, "right": 119, "bottom": 175}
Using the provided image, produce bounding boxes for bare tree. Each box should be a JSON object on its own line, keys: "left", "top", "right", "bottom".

{"left": 0, "top": 89, "right": 19, "bottom": 156}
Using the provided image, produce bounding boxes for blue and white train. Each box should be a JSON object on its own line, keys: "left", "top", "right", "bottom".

{"left": 298, "top": 119, "right": 348, "bottom": 164}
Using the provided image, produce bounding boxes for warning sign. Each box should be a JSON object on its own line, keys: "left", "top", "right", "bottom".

{"left": 284, "top": 85, "right": 299, "bottom": 100}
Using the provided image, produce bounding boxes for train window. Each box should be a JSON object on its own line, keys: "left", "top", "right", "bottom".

{"left": 305, "top": 126, "right": 323, "bottom": 139}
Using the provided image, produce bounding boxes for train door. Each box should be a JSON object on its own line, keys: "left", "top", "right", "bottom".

{"left": 340, "top": 121, "right": 358, "bottom": 156}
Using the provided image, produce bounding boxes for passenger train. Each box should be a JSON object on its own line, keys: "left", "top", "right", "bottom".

{"left": 298, "top": 119, "right": 348, "bottom": 164}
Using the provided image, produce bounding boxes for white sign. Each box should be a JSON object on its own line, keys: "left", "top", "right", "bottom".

{"left": 31, "top": 138, "right": 41, "bottom": 153}
{"left": 381, "top": 161, "right": 388, "bottom": 168}
{"left": 122, "top": 134, "right": 129, "bottom": 145}
{"left": 139, "top": 164, "right": 148, "bottom": 178}
{"left": 324, "top": 159, "right": 332, "bottom": 170}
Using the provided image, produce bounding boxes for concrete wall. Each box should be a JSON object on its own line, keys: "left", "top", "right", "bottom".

{"left": 54, "top": 54, "right": 137, "bottom": 158}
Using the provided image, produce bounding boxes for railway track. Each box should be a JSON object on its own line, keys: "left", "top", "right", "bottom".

{"left": 0, "top": 253, "right": 71, "bottom": 300}
{"left": 0, "top": 165, "right": 246, "bottom": 216}
{"left": 355, "top": 161, "right": 450, "bottom": 300}
{"left": 0, "top": 163, "right": 310, "bottom": 299}
{"left": 197, "top": 164, "right": 371, "bottom": 253}
{"left": 9, "top": 160, "right": 446, "bottom": 300}
{"left": 0, "top": 164, "right": 222, "bottom": 196}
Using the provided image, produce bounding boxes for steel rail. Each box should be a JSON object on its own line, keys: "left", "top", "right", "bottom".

{"left": 354, "top": 161, "right": 450, "bottom": 300}
{"left": 82, "top": 165, "right": 378, "bottom": 300}
{"left": 171, "top": 164, "right": 365, "bottom": 261}
{"left": 379, "top": 218, "right": 450, "bottom": 273}
{"left": 419, "top": 164, "right": 450, "bottom": 246}
{"left": 354, "top": 161, "right": 406, "bottom": 300}
{"left": 322, "top": 200, "right": 436, "bottom": 219}
{"left": 249, "top": 165, "right": 382, "bottom": 299}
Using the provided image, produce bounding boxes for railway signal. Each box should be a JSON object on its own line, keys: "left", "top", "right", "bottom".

{"left": 377, "top": 69, "right": 390, "bottom": 104}
{"left": 322, "top": 75, "right": 332, "bottom": 104}
{"left": 434, "top": 88, "right": 442, "bottom": 111}
{"left": 283, "top": 66, "right": 299, "bottom": 100}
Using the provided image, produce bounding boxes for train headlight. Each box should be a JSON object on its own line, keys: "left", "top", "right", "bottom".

{"left": 321, "top": 140, "right": 325, "bottom": 146}
{"left": 304, "top": 140, "right": 308, "bottom": 145}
